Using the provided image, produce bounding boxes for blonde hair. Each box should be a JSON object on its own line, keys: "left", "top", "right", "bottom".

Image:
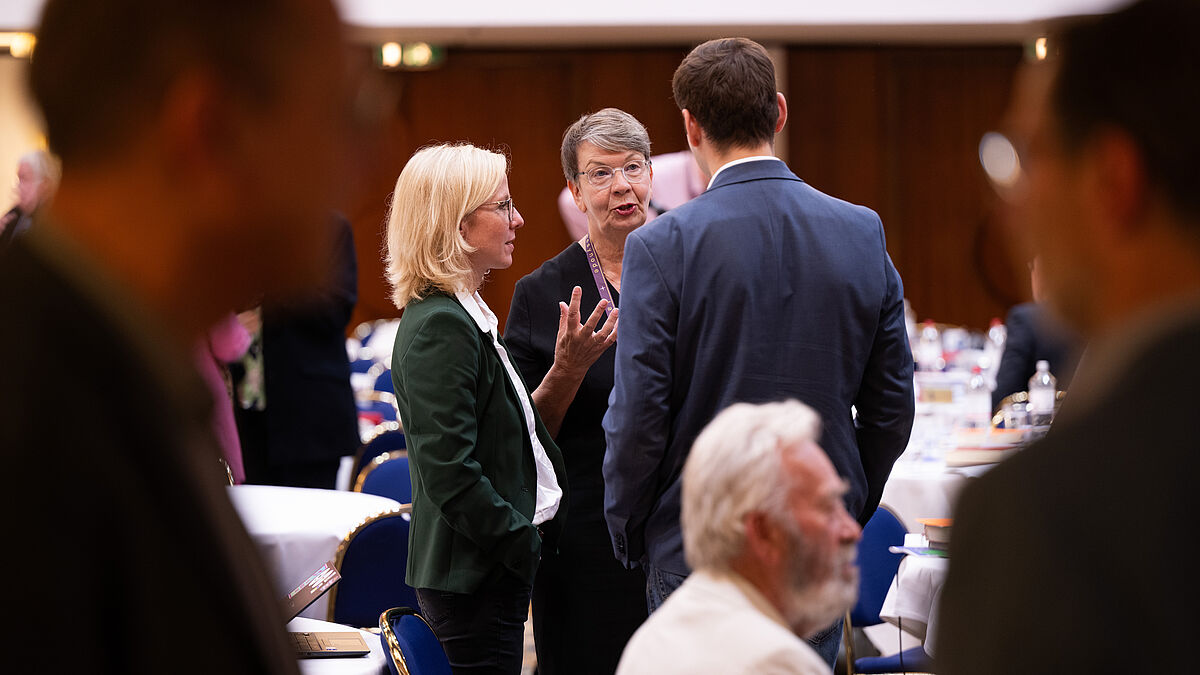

{"left": 385, "top": 143, "right": 508, "bottom": 308}
{"left": 682, "top": 399, "right": 822, "bottom": 573}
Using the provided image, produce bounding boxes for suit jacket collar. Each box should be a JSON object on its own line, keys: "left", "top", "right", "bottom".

{"left": 707, "top": 157, "right": 803, "bottom": 192}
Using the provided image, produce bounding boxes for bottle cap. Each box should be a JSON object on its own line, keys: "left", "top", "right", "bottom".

{"left": 1036, "top": 359, "right": 1049, "bottom": 370}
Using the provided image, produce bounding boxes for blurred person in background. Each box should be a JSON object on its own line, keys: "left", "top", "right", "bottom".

{"left": 938, "top": 1, "right": 1200, "bottom": 672}
{"left": 991, "top": 255, "right": 1082, "bottom": 410}
{"left": 616, "top": 400, "right": 861, "bottom": 675}
{"left": 505, "top": 107, "right": 652, "bottom": 674}
{"left": 385, "top": 143, "right": 573, "bottom": 675}
{"left": 231, "top": 213, "right": 360, "bottom": 489}
{"left": 0, "top": 0, "right": 354, "bottom": 670}
{"left": 0, "top": 149, "right": 58, "bottom": 250}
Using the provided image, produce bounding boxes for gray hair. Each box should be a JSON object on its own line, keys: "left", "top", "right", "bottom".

{"left": 681, "top": 399, "right": 822, "bottom": 573}
{"left": 560, "top": 107, "right": 651, "bottom": 184}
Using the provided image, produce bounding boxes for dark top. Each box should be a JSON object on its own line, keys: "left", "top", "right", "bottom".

{"left": 234, "top": 214, "right": 360, "bottom": 487}
{"left": 391, "top": 291, "right": 568, "bottom": 594}
{"left": 505, "top": 243, "right": 646, "bottom": 675}
{"left": 505, "top": 243, "right": 617, "bottom": 529}
{"left": 1, "top": 234, "right": 299, "bottom": 673}
{"left": 992, "top": 302, "right": 1082, "bottom": 411}
{"left": 603, "top": 159, "right": 915, "bottom": 574}
{"left": 937, "top": 312, "right": 1200, "bottom": 674}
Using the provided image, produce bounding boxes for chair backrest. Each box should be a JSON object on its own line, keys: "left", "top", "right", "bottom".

{"left": 850, "top": 505, "right": 907, "bottom": 627}
{"left": 379, "top": 607, "right": 451, "bottom": 675}
{"left": 356, "top": 451, "right": 412, "bottom": 504}
{"left": 357, "top": 389, "right": 399, "bottom": 426}
{"left": 374, "top": 366, "right": 395, "bottom": 394}
{"left": 350, "top": 427, "right": 407, "bottom": 491}
{"left": 328, "top": 506, "right": 420, "bottom": 628}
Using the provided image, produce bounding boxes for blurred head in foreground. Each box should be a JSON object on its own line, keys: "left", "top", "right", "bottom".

{"left": 1000, "top": 0, "right": 1200, "bottom": 339}
{"left": 682, "top": 399, "right": 862, "bottom": 638}
{"left": 29, "top": 0, "right": 354, "bottom": 341}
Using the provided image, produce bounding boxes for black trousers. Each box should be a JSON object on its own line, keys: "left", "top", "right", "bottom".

{"left": 416, "top": 571, "right": 531, "bottom": 675}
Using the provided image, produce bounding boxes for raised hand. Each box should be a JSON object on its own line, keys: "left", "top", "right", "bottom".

{"left": 554, "top": 285, "right": 618, "bottom": 377}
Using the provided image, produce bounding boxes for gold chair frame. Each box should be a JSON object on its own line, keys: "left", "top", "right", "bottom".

{"left": 326, "top": 504, "right": 413, "bottom": 625}
{"left": 352, "top": 449, "right": 409, "bottom": 493}
{"left": 379, "top": 606, "right": 437, "bottom": 675}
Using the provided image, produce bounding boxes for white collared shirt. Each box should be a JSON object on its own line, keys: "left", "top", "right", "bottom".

{"left": 707, "top": 155, "right": 784, "bottom": 190}
{"left": 454, "top": 290, "right": 562, "bottom": 525}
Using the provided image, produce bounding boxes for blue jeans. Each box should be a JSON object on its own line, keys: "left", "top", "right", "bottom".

{"left": 807, "top": 617, "right": 843, "bottom": 671}
{"left": 644, "top": 564, "right": 687, "bottom": 613}
{"left": 416, "top": 571, "right": 531, "bottom": 675}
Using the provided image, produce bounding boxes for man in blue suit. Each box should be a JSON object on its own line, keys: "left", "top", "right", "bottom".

{"left": 603, "top": 37, "right": 915, "bottom": 668}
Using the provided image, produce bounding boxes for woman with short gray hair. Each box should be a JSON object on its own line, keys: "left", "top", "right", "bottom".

{"left": 503, "top": 107, "right": 655, "bottom": 675}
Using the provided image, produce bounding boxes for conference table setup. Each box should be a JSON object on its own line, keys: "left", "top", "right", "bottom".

{"left": 868, "top": 364, "right": 1048, "bottom": 661}
{"left": 228, "top": 484, "right": 402, "bottom": 620}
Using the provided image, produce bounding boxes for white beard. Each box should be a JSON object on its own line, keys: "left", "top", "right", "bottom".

{"left": 780, "top": 543, "right": 859, "bottom": 638}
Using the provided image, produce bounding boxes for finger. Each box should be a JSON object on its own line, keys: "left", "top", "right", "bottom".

{"left": 567, "top": 286, "right": 583, "bottom": 324}
{"left": 582, "top": 297, "right": 608, "bottom": 332}
{"left": 558, "top": 301, "right": 569, "bottom": 336}
{"left": 599, "top": 310, "right": 619, "bottom": 343}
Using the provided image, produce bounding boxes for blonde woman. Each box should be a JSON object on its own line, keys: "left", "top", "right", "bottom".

{"left": 385, "top": 143, "right": 608, "bottom": 674}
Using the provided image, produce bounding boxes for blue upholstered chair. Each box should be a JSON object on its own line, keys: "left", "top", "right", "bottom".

{"left": 327, "top": 507, "right": 419, "bottom": 628}
{"left": 355, "top": 451, "right": 412, "bottom": 505}
{"left": 374, "top": 366, "right": 395, "bottom": 394}
{"left": 841, "top": 505, "right": 935, "bottom": 673}
{"left": 349, "top": 425, "right": 407, "bottom": 491}
{"left": 379, "top": 607, "right": 451, "bottom": 675}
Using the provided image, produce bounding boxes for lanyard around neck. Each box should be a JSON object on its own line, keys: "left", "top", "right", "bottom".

{"left": 582, "top": 234, "right": 616, "bottom": 319}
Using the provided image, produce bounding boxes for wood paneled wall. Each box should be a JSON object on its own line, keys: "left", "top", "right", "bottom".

{"left": 345, "top": 44, "right": 1026, "bottom": 335}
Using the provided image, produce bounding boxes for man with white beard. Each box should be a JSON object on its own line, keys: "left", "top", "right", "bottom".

{"left": 615, "top": 400, "right": 862, "bottom": 674}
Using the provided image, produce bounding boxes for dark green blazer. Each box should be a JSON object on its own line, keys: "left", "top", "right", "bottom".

{"left": 391, "top": 291, "right": 568, "bottom": 594}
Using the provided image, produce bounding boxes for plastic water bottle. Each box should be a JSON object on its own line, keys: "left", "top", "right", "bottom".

{"left": 916, "top": 320, "right": 943, "bottom": 372}
{"left": 1028, "top": 360, "right": 1057, "bottom": 426}
{"left": 987, "top": 317, "right": 1007, "bottom": 352}
{"left": 964, "top": 365, "right": 992, "bottom": 428}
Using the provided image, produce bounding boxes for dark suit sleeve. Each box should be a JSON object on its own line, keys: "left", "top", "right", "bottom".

{"left": 395, "top": 309, "right": 541, "bottom": 579}
{"left": 602, "top": 233, "right": 676, "bottom": 567}
{"left": 992, "top": 304, "right": 1036, "bottom": 411}
{"left": 853, "top": 250, "right": 915, "bottom": 525}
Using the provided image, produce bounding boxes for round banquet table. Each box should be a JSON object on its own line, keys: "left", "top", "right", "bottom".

{"left": 228, "top": 485, "right": 401, "bottom": 619}
{"left": 289, "top": 616, "right": 388, "bottom": 675}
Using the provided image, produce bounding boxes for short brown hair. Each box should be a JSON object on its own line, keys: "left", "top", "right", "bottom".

{"left": 672, "top": 38, "right": 778, "bottom": 152}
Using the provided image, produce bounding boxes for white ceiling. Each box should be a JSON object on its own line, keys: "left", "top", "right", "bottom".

{"left": 1, "top": 0, "right": 1129, "bottom": 45}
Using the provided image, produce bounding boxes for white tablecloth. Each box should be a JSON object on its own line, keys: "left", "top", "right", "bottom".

{"left": 879, "top": 554, "right": 949, "bottom": 658}
{"left": 289, "top": 616, "right": 388, "bottom": 675}
{"left": 880, "top": 458, "right": 977, "bottom": 533}
{"left": 229, "top": 485, "right": 402, "bottom": 619}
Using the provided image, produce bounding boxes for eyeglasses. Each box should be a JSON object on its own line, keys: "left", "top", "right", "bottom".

{"left": 476, "top": 197, "right": 514, "bottom": 223}
{"left": 574, "top": 159, "right": 650, "bottom": 189}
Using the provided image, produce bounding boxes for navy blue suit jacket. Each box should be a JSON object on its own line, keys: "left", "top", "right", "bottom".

{"left": 602, "top": 159, "right": 915, "bottom": 574}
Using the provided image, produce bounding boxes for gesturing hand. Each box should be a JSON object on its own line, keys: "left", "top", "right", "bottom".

{"left": 553, "top": 285, "right": 618, "bottom": 377}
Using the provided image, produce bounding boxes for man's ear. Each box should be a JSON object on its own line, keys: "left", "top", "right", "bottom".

{"left": 1085, "top": 127, "right": 1149, "bottom": 239}
{"left": 682, "top": 109, "right": 704, "bottom": 150}
{"left": 743, "top": 511, "right": 784, "bottom": 564}
{"left": 775, "top": 92, "right": 788, "bottom": 134}
{"left": 155, "top": 69, "right": 240, "bottom": 211}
